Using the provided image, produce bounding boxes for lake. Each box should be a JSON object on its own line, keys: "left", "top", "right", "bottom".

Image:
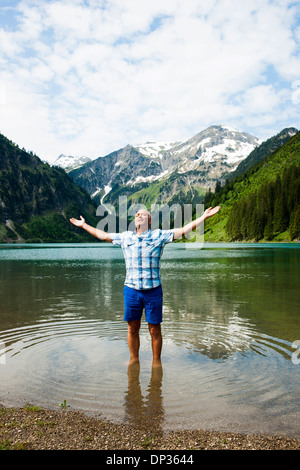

{"left": 0, "top": 242, "right": 299, "bottom": 438}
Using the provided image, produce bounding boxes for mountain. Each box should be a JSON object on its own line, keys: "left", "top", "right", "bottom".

{"left": 69, "top": 144, "right": 168, "bottom": 204}
{"left": 1, "top": 123, "right": 298, "bottom": 243}
{"left": 227, "top": 127, "right": 298, "bottom": 180}
{"left": 69, "top": 125, "right": 261, "bottom": 208}
{"left": 0, "top": 134, "right": 98, "bottom": 243}
{"left": 203, "top": 130, "right": 300, "bottom": 242}
{"left": 169, "top": 125, "right": 260, "bottom": 173}
{"left": 53, "top": 154, "right": 92, "bottom": 171}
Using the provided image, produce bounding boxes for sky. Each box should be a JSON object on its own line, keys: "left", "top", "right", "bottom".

{"left": 0, "top": 0, "right": 299, "bottom": 163}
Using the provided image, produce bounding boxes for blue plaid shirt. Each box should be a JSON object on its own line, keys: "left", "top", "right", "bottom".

{"left": 110, "top": 229, "right": 174, "bottom": 290}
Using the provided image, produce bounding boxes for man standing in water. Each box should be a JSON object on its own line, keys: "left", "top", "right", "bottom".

{"left": 70, "top": 205, "right": 220, "bottom": 362}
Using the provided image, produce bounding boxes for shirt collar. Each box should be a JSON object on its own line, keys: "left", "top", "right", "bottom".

{"left": 134, "top": 229, "right": 151, "bottom": 238}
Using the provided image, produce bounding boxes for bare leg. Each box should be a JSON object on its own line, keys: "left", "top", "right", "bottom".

{"left": 127, "top": 320, "right": 141, "bottom": 362}
{"left": 148, "top": 323, "right": 162, "bottom": 360}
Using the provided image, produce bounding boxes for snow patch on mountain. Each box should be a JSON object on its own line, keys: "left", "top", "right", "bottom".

{"left": 91, "top": 187, "right": 101, "bottom": 198}
{"left": 53, "top": 154, "right": 92, "bottom": 171}
{"left": 127, "top": 169, "right": 171, "bottom": 186}
{"left": 199, "top": 140, "right": 258, "bottom": 164}
{"left": 134, "top": 141, "right": 181, "bottom": 159}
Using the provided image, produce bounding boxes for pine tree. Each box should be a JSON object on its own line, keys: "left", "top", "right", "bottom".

{"left": 215, "top": 180, "right": 222, "bottom": 193}
{"left": 226, "top": 202, "right": 243, "bottom": 240}
{"left": 239, "top": 200, "right": 248, "bottom": 239}
{"left": 244, "top": 193, "right": 256, "bottom": 239}
{"left": 273, "top": 192, "right": 288, "bottom": 233}
{"left": 264, "top": 215, "right": 274, "bottom": 240}
{"left": 289, "top": 205, "right": 300, "bottom": 240}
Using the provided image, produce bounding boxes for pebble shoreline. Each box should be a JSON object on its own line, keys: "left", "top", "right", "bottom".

{"left": 1, "top": 405, "right": 300, "bottom": 450}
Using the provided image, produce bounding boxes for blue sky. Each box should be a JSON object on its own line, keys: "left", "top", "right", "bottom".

{"left": 0, "top": 0, "right": 299, "bottom": 162}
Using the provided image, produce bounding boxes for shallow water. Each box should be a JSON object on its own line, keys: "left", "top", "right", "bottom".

{"left": 0, "top": 242, "right": 299, "bottom": 437}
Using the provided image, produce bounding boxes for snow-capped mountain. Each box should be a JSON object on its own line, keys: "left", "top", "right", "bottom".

{"left": 173, "top": 125, "right": 261, "bottom": 170}
{"left": 53, "top": 154, "right": 92, "bottom": 171}
{"left": 68, "top": 125, "right": 262, "bottom": 205}
{"left": 167, "top": 125, "right": 262, "bottom": 183}
{"left": 131, "top": 126, "right": 262, "bottom": 185}
{"left": 134, "top": 126, "right": 261, "bottom": 173}
{"left": 69, "top": 144, "right": 165, "bottom": 199}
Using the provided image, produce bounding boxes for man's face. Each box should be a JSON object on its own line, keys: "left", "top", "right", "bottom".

{"left": 135, "top": 210, "right": 151, "bottom": 230}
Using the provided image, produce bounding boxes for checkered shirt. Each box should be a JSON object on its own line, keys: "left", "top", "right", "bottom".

{"left": 110, "top": 229, "right": 174, "bottom": 290}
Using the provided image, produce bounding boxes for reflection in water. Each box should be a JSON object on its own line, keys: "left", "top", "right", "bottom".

{"left": 161, "top": 246, "right": 300, "bottom": 360}
{"left": 124, "top": 360, "right": 164, "bottom": 435}
{"left": 0, "top": 244, "right": 300, "bottom": 437}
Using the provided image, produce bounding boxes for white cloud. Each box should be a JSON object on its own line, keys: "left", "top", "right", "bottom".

{"left": 0, "top": 0, "right": 299, "bottom": 161}
{"left": 240, "top": 85, "right": 284, "bottom": 114}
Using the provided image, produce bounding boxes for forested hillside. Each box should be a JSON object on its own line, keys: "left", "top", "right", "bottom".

{"left": 0, "top": 134, "right": 98, "bottom": 243}
{"left": 204, "top": 131, "right": 300, "bottom": 242}
{"left": 227, "top": 128, "right": 297, "bottom": 180}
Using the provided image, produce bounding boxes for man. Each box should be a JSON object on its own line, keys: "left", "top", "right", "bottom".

{"left": 70, "top": 205, "right": 220, "bottom": 363}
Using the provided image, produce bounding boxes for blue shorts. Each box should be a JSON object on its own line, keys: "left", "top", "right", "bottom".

{"left": 123, "top": 285, "right": 163, "bottom": 324}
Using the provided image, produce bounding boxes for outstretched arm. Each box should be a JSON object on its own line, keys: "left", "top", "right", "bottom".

{"left": 173, "top": 206, "right": 220, "bottom": 240}
{"left": 70, "top": 216, "right": 112, "bottom": 242}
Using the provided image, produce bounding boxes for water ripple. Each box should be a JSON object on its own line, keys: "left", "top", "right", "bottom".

{"left": 0, "top": 315, "right": 297, "bottom": 434}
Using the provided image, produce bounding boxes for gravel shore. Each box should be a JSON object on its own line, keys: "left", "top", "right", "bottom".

{"left": 1, "top": 405, "right": 300, "bottom": 450}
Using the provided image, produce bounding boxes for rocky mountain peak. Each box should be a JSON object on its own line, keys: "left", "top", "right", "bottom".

{"left": 67, "top": 125, "right": 262, "bottom": 202}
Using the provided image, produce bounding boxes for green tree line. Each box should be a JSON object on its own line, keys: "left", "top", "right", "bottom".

{"left": 225, "top": 165, "right": 300, "bottom": 241}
